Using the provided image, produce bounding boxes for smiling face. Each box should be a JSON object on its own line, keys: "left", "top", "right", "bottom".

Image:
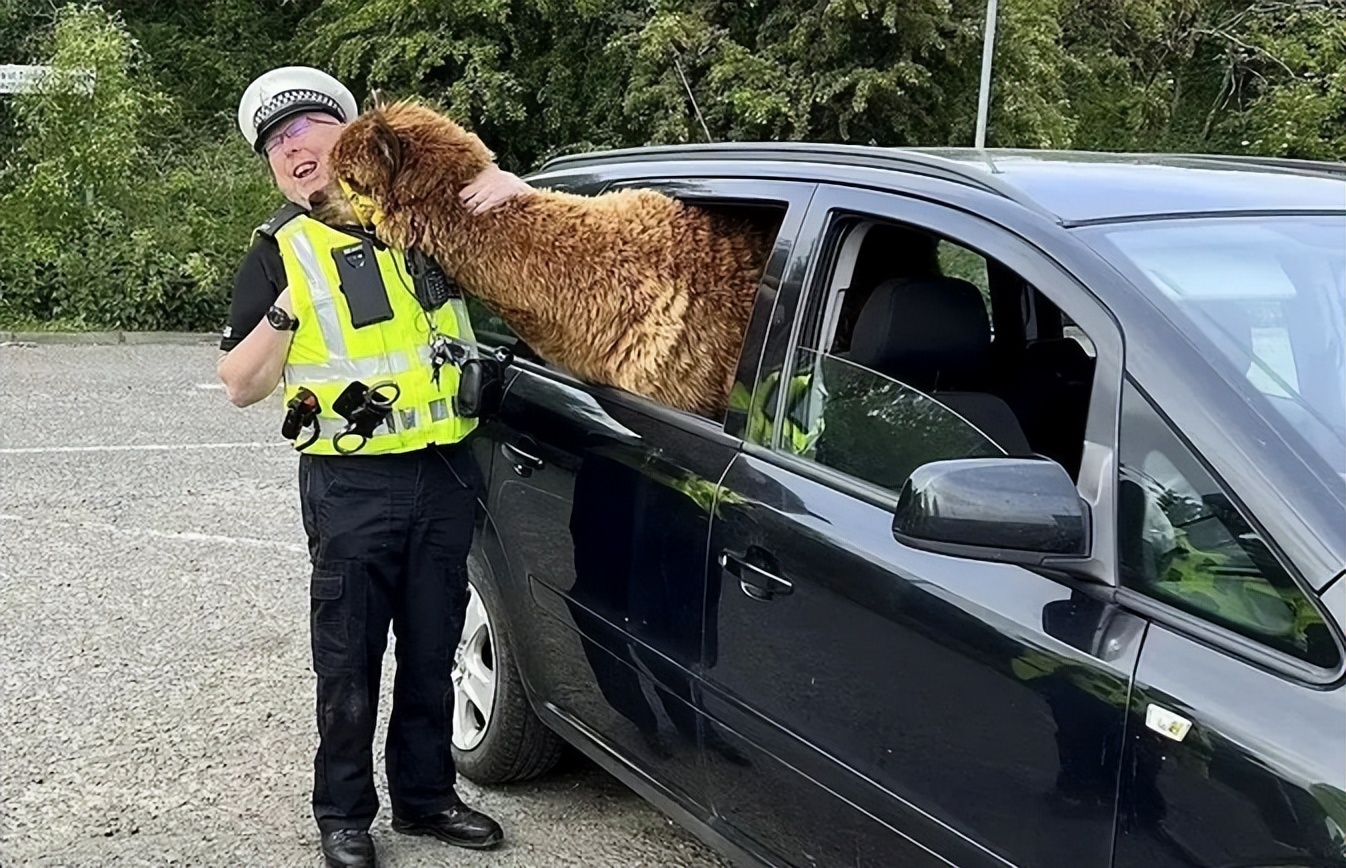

{"left": 263, "top": 111, "right": 348, "bottom": 208}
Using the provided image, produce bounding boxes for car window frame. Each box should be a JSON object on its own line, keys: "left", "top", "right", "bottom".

{"left": 752, "top": 181, "right": 1128, "bottom": 586}
{"left": 495, "top": 171, "right": 817, "bottom": 441}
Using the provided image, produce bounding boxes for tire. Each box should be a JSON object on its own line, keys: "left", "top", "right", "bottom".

{"left": 451, "top": 561, "right": 564, "bottom": 784}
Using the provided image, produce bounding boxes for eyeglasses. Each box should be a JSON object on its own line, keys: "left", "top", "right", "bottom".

{"left": 263, "top": 114, "right": 340, "bottom": 155}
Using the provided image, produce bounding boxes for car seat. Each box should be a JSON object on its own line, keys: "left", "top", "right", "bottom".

{"left": 848, "top": 276, "right": 1032, "bottom": 455}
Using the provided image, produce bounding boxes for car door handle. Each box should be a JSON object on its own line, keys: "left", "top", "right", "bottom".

{"left": 719, "top": 551, "right": 793, "bottom": 601}
{"left": 500, "top": 441, "right": 544, "bottom": 476}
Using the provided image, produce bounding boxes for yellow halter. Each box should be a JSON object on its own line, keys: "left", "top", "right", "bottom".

{"left": 337, "top": 178, "right": 385, "bottom": 229}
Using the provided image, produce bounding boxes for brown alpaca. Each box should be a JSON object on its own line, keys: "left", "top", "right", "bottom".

{"left": 315, "top": 101, "right": 769, "bottom": 417}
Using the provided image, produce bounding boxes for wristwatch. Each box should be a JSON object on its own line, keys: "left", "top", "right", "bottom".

{"left": 266, "top": 304, "right": 298, "bottom": 331}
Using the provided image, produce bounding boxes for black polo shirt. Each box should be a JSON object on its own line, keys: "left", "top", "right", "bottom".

{"left": 220, "top": 236, "right": 288, "bottom": 351}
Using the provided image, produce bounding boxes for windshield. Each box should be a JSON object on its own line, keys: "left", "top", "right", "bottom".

{"left": 1087, "top": 215, "right": 1345, "bottom": 483}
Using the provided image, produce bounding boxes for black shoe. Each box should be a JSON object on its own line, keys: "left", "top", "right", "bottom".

{"left": 392, "top": 803, "right": 503, "bottom": 850}
{"left": 320, "top": 828, "right": 376, "bottom": 868}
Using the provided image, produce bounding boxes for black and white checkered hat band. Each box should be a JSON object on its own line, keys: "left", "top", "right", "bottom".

{"left": 253, "top": 89, "right": 344, "bottom": 141}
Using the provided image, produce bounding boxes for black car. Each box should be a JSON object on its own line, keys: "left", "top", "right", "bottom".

{"left": 448, "top": 144, "right": 1346, "bottom": 868}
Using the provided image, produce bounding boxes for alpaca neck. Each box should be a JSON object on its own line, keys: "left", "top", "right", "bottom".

{"left": 413, "top": 195, "right": 589, "bottom": 337}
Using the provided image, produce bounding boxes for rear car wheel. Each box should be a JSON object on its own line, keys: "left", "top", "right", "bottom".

{"left": 451, "top": 569, "right": 564, "bottom": 784}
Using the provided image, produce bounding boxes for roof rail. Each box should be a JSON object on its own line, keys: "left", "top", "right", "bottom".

{"left": 1177, "top": 153, "right": 1346, "bottom": 180}
{"left": 536, "top": 143, "right": 1346, "bottom": 220}
{"left": 536, "top": 142, "right": 1044, "bottom": 212}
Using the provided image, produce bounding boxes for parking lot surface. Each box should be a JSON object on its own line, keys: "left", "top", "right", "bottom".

{"left": 0, "top": 341, "right": 727, "bottom": 867}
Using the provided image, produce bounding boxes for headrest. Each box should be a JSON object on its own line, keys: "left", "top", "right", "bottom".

{"left": 849, "top": 225, "right": 941, "bottom": 293}
{"left": 849, "top": 276, "right": 992, "bottom": 391}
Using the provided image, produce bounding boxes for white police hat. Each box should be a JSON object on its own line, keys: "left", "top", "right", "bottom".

{"left": 237, "top": 66, "right": 359, "bottom": 154}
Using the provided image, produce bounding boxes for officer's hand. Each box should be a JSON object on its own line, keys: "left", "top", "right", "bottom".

{"left": 460, "top": 164, "right": 532, "bottom": 215}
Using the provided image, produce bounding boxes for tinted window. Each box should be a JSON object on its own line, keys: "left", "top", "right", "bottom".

{"left": 1118, "top": 380, "right": 1338, "bottom": 668}
{"left": 760, "top": 349, "right": 1002, "bottom": 493}
{"left": 826, "top": 225, "right": 993, "bottom": 356}
{"left": 761, "top": 210, "right": 1107, "bottom": 493}
{"left": 757, "top": 213, "right": 1055, "bottom": 495}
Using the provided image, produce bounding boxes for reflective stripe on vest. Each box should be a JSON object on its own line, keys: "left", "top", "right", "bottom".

{"left": 268, "top": 214, "right": 476, "bottom": 455}
{"left": 288, "top": 232, "right": 348, "bottom": 358}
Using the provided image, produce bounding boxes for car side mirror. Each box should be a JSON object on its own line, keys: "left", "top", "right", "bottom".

{"left": 892, "top": 457, "right": 1089, "bottom": 566}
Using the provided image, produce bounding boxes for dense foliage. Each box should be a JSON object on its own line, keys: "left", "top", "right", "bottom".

{"left": 1, "top": 0, "right": 1342, "bottom": 331}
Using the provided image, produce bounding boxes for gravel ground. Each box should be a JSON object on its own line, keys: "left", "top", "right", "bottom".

{"left": 0, "top": 342, "right": 729, "bottom": 868}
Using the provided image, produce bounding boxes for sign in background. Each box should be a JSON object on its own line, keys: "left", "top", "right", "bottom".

{"left": 0, "top": 64, "right": 95, "bottom": 95}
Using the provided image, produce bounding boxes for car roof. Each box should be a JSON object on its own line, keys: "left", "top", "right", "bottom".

{"left": 538, "top": 143, "right": 1346, "bottom": 225}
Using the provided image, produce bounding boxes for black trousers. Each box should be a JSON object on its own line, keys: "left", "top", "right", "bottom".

{"left": 298, "top": 443, "right": 481, "bottom": 834}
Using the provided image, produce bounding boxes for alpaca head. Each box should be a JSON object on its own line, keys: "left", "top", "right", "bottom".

{"left": 323, "top": 98, "right": 496, "bottom": 232}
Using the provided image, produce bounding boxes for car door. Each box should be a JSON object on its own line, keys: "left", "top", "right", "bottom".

{"left": 1046, "top": 212, "right": 1346, "bottom": 868}
{"left": 700, "top": 184, "right": 1144, "bottom": 868}
{"left": 482, "top": 178, "right": 814, "bottom": 813}
{"left": 1111, "top": 382, "right": 1346, "bottom": 866}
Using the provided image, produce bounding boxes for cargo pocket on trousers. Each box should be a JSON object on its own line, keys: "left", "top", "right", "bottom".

{"left": 310, "top": 570, "right": 349, "bottom": 676}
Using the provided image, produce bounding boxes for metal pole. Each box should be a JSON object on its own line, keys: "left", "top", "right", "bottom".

{"left": 974, "top": 0, "right": 999, "bottom": 149}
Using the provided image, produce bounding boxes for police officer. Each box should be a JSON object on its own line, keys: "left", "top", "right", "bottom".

{"left": 219, "top": 67, "right": 529, "bottom": 868}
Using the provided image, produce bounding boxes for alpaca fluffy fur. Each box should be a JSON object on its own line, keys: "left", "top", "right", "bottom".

{"left": 314, "top": 100, "right": 770, "bottom": 417}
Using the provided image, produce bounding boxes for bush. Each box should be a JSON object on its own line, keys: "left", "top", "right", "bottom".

{"left": 0, "top": 3, "right": 280, "bottom": 332}
{"left": 4, "top": 0, "right": 1341, "bottom": 333}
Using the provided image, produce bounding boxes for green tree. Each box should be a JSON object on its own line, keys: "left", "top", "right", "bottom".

{"left": 0, "top": 0, "right": 59, "bottom": 162}
{"left": 0, "top": 4, "right": 277, "bottom": 330}
{"left": 3, "top": 0, "right": 1343, "bottom": 332}
{"left": 102, "top": 0, "right": 320, "bottom": 139}
{"left": 1227, "top": 1, "right": 1346, "bottom": 160}
{"left": 298, "top": 0, "right": 1077, "bottom": 162}
{"left": 300, "top": 0, "right": 643, "bottom": 169}
{"left": 1061, "top": 0, "right": 1346, "bottom": 158}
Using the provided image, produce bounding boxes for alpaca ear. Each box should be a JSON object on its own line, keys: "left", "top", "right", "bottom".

{"left": 365, "top": 88, "right": 390, "bottom": 112}
{"left": 370, "top": 114, "right": 403, "bottom": 180}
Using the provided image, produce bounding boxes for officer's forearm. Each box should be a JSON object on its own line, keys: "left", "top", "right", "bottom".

{"left": 218, "top": 323, "right": 291, "bottom": 407}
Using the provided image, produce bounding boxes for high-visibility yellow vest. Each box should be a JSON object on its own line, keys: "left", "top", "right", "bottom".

{"left": 262, "top": 208, "right": 477, "bottom": 455}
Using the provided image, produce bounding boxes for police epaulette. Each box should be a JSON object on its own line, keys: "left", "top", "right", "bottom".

{"left": 255, "top": 203, "right": 307, "bottom": 239}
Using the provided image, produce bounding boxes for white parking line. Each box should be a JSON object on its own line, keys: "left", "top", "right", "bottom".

{"left": 0, "top": 514, "right": 306, "bottom": 553}
{"left": 0, "top": 441, "right": 284, "bottom": 455}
